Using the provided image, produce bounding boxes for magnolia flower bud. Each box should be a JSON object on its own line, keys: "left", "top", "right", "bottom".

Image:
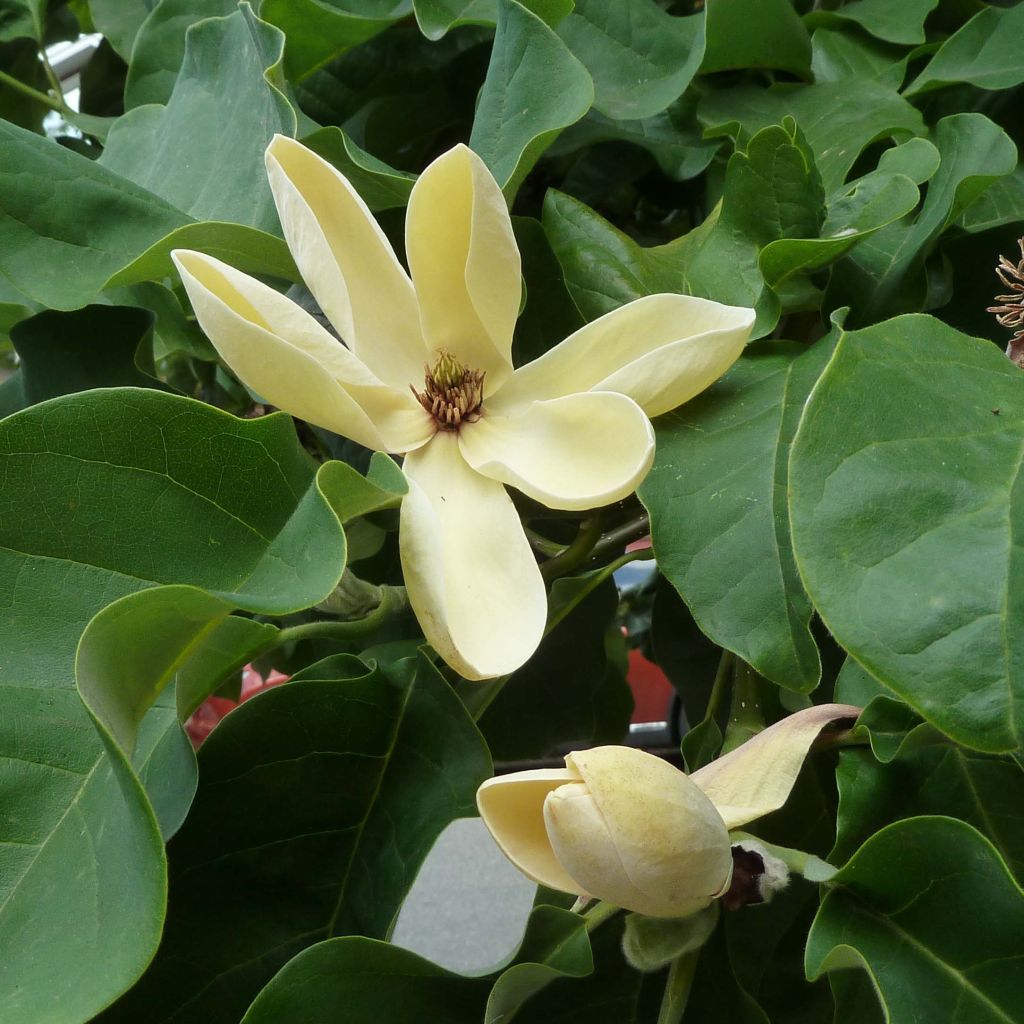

{"left": 477, "top": 746, "right": 733, "bottom": 918}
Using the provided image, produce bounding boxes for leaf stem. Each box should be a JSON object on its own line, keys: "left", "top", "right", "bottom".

{"left": 275, "top": 586, "right": 405, "bottom": 645}
{"left": 582, "top": 900, "right": 620, "bottom": 934}
{"left": 722, "top": 658, "right": 766, "bottom": 754}
{"left": 588, "top": 512, "right": 651, "bottom": 563}
{"left": 540, "top": 514, "right": 603, "bottom": 580}
{"left": 0, "top": 66, "right": 63, "bottom": 110}
{"left": 657, "top": 950, "right": 699, "bottom": 1024}
{"left": 38, "top": 46, "right": 65, "bottom": 107}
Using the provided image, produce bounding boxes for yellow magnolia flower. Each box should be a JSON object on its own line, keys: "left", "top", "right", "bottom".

{"left": 477, "top": 705, "right": 859, "bottom": 917}
{"left": 171, "top": 137, "right": 754, "bottom": 680}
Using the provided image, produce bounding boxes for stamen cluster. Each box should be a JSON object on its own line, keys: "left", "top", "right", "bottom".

{"left": 988, "top": 237, "right": 1024, "bottom": 368}
{"left": 413, "top": 352, "right": 486, "bottom": 430}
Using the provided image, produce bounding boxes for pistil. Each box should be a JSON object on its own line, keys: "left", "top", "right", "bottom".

{"left": 413, "top": 351, "right": 485, "bottom": 430}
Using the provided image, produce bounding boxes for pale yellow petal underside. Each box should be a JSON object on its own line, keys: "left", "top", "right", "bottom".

{"left": 691, "top": 704, "right": 862, "bottom": 829}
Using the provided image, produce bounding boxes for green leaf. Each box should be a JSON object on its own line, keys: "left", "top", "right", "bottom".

{"left": 243, "top": 938, "right": 490, "bottom": 1023}
{"left": 545, "top": 122, "right": 825, "bottom": 335}
{"left": 557, "top": 0, "right": 703, "bottom": 121}
{"left": 261, "top": 0, "right": 410, "bottom": 81}
{"left": 551, "top": 95, "right": 719, "bottom": 182}
{"left": 640, "top": 342, "right": 833, "bottom": 691}
{"left": 699, "top": 79, "right": 924, "bottom": 194}
{"left": 959, "top": 167, "right": 1024, "bottom": 234}
{"left": 485, "top": 905, "right": 594, "bottom": 1022}
{"left": 514, "top": 913, "right": 650, "bottom": 1023}
{"left": 811, "top": 0, "right": 939, "bottom": 46}
{"left": 102, "top": 653, "right": 491, "bottom": 1023}
{"left": 0, "top": 0, "right": 43, "bottom": 41}
{"left": 512, "top": 214, "right": 585, "bottom": 367}
{"left": 478, "top": 577, "right": 632, "bottom": 759}
{"left": 701, "top": 0, "right": 811, "bottom": 77}
{"left": 469, "top": 0, "right": 593, "bottom": 196}
{"left": 88, "top": 0, "right": 156, "bottom": 59}
{"left": 806, "top": 817, "right": 1024, "bottom": 1024}
{"left": 104, "top": 220, "right": 300, "bottom": 290}
{"left": 0, "top": 686, "right": 167, "bottom": 1024}
{"left": 809, "top": 26, "right": 910, "bottom": 89}
{"left": 10, "top": 305, "right": 165, "bottom": 408}
{"left": 789, "top": 315, "right": 1024, "bottom": 752}
{"left": 832, "top": 745, "right": 1024, "bottom": 880}
{"left": 907, "top": 3, "right": 1024, "bottom": 96}
{"left": 300, "top": 126, "right": 416, "bottom": 211}
{"left": 76, "top": 585, "right": 276, "bottom": 760}
{"left": 412, "top": 0, "right": 573, "bottom": 40}
{"left": 826, "top": 113, "right": 1017, "bottom": 323}
{"left": 100, "top": 5, "right": 296, "bottom": 232}
{"left": 124, "top": 0, "right": 238, "bottom": 108}
{"left": 759, "top": 164, "right": 920, "bottom": 289}
{"left": 0, "top": 118, "right": 191, "bottom": 310}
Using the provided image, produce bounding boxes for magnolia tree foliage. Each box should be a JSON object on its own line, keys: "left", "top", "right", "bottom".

{"left": 0, "top": 1, "right": 1022, "bottom": 1023}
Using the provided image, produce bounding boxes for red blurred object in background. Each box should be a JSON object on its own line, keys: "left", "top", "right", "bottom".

{"left": 185, "top": 666, "right": 289, "bottom": 748}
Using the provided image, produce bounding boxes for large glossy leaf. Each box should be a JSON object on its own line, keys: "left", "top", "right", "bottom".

{"left": 640, "top": 342, "right": 831, "bottom": 692}
{"left": 789, "top": 315, "right": 1024, "bottom": 752}
{"left": 101, "top": 653, "right": 491, "bottom": 1024}
{"left": 811, "top": 0, "right": 939, "bottom": 46}
{"left": 10, "top": 305, "right": 164, "bottom": 409}
{"left": 827, "top": 113, "right": 1017, "bottom": 323}
{"left": 809, "top": 26, "right": 909, "bottom": 89}
{"left": 0, "top": 119, "right": 191, "bottom": 310}
{"left": 261, "top": 0, "right": 410, "bottom": 81}
{"left": 806, "top": 817, "right": 1024, "bottom": 1024}
{"left": 485, "top": 905, "right": 594, "bottom": 1023}
{"left": 832, "top": 746, "right": 1024, "bottom": 881}
{"left": 906, "top": 3, "right": 1024, "bottom": 96}
{"left": 557, "top": 0, "right": 703, "bottom": 121}
{"left": 758, "top": 147, "right": 922, "bottom": 290}
{"left": 124, "top": 0, "right": 238, "bottom": 108}
{"left": 544, "top": 121, "right": 824, "bottom": 336}
{"left": 469, "top": 0, "right": 593, "bottom": 196}
{"left": 0, "top": 386, "right": 353, "bottom": 1022}
{"left": 701, "top": 0, "right": 810, "bottom": 76}
{"left": 242, "top": 939, "right": 490, "bottom": 1023}
{"left": 104, "top": 221, "right": 300, "bottom": 290}
{"left": 101, "top": 5, "right": 296, "bottom": 232}
{"left": 89, "top": 0, "right": 156, "bottom": 58}
{"left": 699, "top": 78, "right": 924, "bottom": 193}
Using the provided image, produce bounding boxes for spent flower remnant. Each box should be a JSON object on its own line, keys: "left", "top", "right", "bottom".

{"left": 478, "top": 705, "right": 859, "bottom": 917}
{"left": 172, "top": 137, "right": 754, "bottom": 679}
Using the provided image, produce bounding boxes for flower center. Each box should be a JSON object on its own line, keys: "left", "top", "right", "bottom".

{"left": 412, "top": 351, "right": 485, "bottom": 431}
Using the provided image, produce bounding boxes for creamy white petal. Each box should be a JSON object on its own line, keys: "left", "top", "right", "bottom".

{"left": 562, "top": 747, "right": 733, "bottom": 917}
{"left": 691, "top": 704, "right": 862, "bottom": 830}
{"left": 265, "top": 135, "right": 428, "bottom": 391}
{"left": 399, "top": 432, "right": 546, "bottom": 680}
{"left": 172, "top": 250, "right": 432, "bottom": 453}
{"left": 492, "top": 294, "right": 755, "bottom": 418}
{"left": 405, "top": 144, "right": 519, "bottom": 388}
{"left": 458, "top": 392, "right": 655, "bottom": 512}
{"left": 477, "top": 769, "right": 586, "bottom": 895}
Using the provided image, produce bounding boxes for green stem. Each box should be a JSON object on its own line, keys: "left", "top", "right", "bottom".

{"left": 275, "top": 587, "right": 404, "bottom": 646}
{"left": 540, "top": 514, "right": 603, "bottom": 580}
{"left": 657, "top": 950, "right": 699, "bottom": 1024}
{"left": 587, "top": 513, "right": 650, "bottom": 564}
{"left": 525, "top": 527, "right": 564, "bottom": 558}
{"left": 582, "top": 900, "right": 620, "bottom": 934}
{"left": 722, "top": 658, "right": 766, "bottom": 754}
{"left": 38, "top": 46, "right": 64, "bottom": 106}
{"left": 706, "top": 649, "right": 734, "bottom": 723}
{"left": 0, "top": 66, "right": 62, "bottom": 110}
